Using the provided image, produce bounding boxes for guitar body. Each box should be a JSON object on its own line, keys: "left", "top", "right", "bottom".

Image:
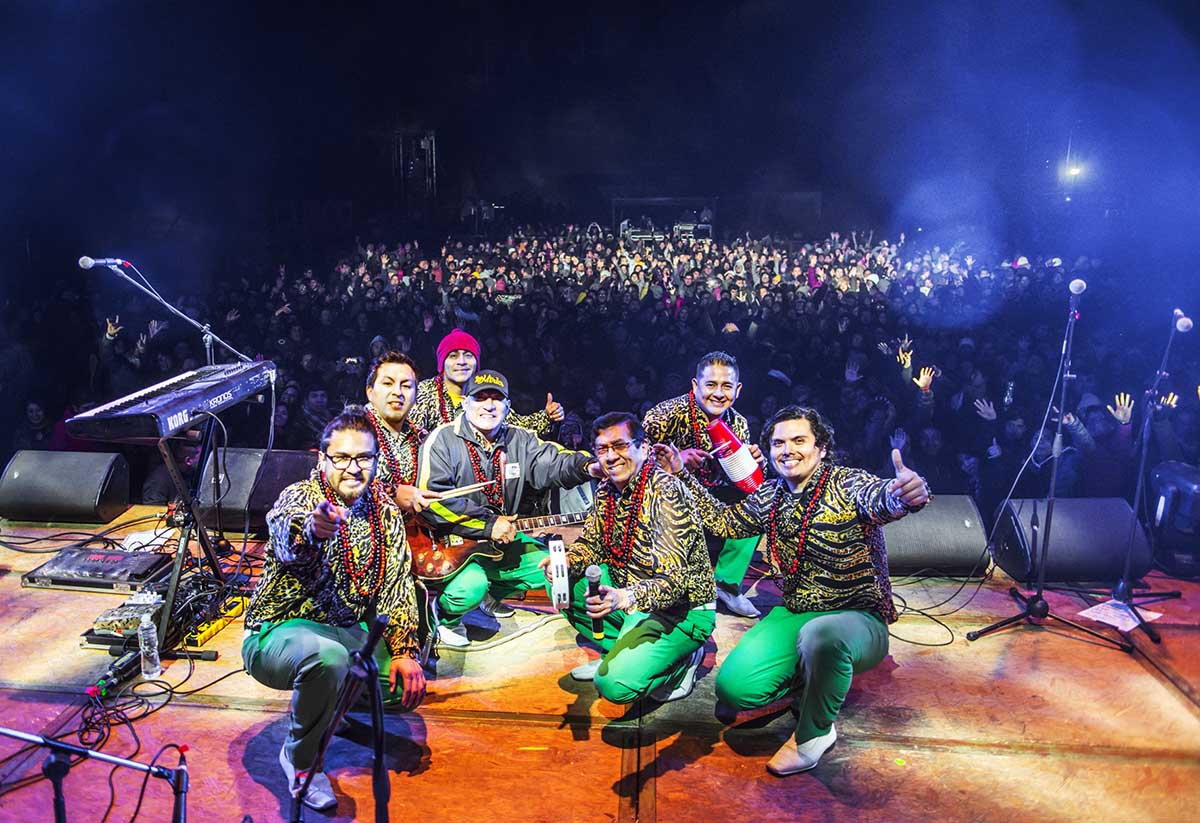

{"left": 406, "top": 509, "right": 591, "bottom": 581}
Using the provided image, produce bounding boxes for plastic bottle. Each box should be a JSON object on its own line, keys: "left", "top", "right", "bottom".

{"left": 138, "top": 613, "right": 163, "bottom": 679}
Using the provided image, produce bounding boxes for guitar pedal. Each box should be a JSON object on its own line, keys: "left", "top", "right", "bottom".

{"left": 548, "top": 538, "right": 570, "bottom": 611}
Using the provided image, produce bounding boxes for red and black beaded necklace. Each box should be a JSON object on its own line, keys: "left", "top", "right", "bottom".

{"left": 436, "top": 375, "right": 461, "bottom": 424}
{"left": 367, "top": 410, "right": 419, "bottom": 486}
{"left": 317, "top": 474, "right": 387, "bottom": 598}
{"left": 466, "top": 440, "right": 505, "bottom": 509}
{"left": 766, "top": 463, "right": 832, "bottom": 576}
{"left": 601, "top": 458, "right": 655, "bottom": 568}
{"left": 686, "top": 391, "right": 721, "bottom": 487}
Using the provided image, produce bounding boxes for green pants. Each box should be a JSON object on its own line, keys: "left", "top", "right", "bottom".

{"left": 243, "top": 619, "right": 366, "bottom": 771}
{"left": 714, "top": 606, "right": 889, "bottom": 742}
{"left": 437, "top": 536, "right": 550, "bottom": 626}
{"left": 713, "top": 534, "right": 760, "bottom": 590}
{"left": 563, "top": 566, "right": 716, "bottom": 704}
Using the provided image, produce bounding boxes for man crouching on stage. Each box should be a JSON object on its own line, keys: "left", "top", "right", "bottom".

{"left": 542, "top": 412, "right": 716, "bottom": 704}
{"left": 242, "top": 406, "right": 426, "bottom": 811}
{"left": 657, "top": 405, "right": 928, "bottom": 775}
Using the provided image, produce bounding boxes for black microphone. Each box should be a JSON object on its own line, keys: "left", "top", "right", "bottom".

{"left": 585, "top": 564, "right": 604, "bottom": 641}
{"left": 1173, "top": 309, "right": 1193, "bottom": 333}
{"left": 79, "top": 256, "right": 126, "bottom": 270}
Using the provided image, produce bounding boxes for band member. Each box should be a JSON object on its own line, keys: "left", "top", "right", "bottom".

{"left": 242, "top": 406, "right": 426, "bottom": 811}
{"left": 410, "top": 329, "right": 564, "bottom": 436}
{"left": 417, "top": 370, "right": 601, "bottom": 646}
{"left": 642, "top": 351, "right": 762, "bottom": 617}
{"left": 362, "top": 350, "right": 442, "bottom": 514}
{"left": 542, "top": 412, "right": 715, "bottom": 704}
{"left": 657, "top": 405, "right": 929, "bottom": 776}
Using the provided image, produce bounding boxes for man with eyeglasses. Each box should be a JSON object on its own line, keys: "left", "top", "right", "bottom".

{"left": 242, "top": 406, "right": 426, "bottom": 812}
{"left": 538, "top": 411, "right": 715, "bottom": 704}
{"left": 642, "top": 350, "right": 764, "bottom": 618}
{"left": 656, "top": 405, "right": 929, "bottom": 776}
{"left": 409, "top": 329, "right": 565, "bottom": 436}
{"left": 417, "top": 370, "right": 602, "bottom": 647}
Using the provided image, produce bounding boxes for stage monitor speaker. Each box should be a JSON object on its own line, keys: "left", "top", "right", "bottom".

{"left": 0, "top": 450, "right": 130, "bottom": 523}
{"left": 197, "top": 448, "right": 317, "bottom": 533}
{"left": 883, "top": 495, "right": 988, "bottom": 577}
{"left": 991, "top": 497, "right": 1150, "bottom": 584}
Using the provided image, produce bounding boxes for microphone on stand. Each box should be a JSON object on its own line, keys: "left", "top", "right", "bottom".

{"left": 79, "top": 256, "right": 127, "bottom": 270}
{"left": 1068, "top": 278, "right": 1087, "bottom": 310}
{"left": 1173, "top": 309, "right": 1193, "bottom": 333}
{"left": 585, "top": 565, "right": 605, "bottom": 641}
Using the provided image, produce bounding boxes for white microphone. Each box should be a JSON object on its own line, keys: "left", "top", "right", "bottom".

{"left": 79, "top": 256, "right": 126, "bottom": 270}
{"left": 1068, "top": 278, "right": 1087, "bottom": 310}
{"left": 1174, "top": 309, "right": 1193, "bottom": 333}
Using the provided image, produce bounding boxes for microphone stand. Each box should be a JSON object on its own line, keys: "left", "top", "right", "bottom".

{"left": 289, "top": 615, "right": 391, "bottom": 823}
{"left": 0, "top": 726, "right": 188, "bottom": 823}
{"left": 967, "top": 289, "right": 1131, "bottom": 651}
{"left": 1049, "top": 311, "right": 1183, "bottom": 641}
{"left": 97, "top": 259, "right": 253, "bottom": 647}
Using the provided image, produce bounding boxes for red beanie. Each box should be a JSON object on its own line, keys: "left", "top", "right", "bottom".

{"left": 436, "top": 329, "right": 481, "bottom": 372}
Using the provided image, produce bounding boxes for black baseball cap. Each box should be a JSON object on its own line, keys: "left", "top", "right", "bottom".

{"left": 464, "top": 370, "right": 510, "bottom": 398}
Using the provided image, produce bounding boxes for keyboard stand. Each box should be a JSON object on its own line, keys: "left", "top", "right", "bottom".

{"left": 155, "top": 426, "right": 227, "bottom": 649}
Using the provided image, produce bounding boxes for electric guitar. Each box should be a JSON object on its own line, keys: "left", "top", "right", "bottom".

{"left": 407, "top": 510, "right": 590, "bottom": 580}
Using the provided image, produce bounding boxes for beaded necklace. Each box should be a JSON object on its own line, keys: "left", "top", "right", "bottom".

{"left": 766, "top": 463, "right": 831, "bottom": 576}
{"left": 436, "top": 376, "right": 461, "bottom": 424}
{"left": 317, "top": 474, "right": 386, "bottom": 598}
{"left": 686, "top": 391, "right": 721, "bottom": 487}
{"left": 466, "top": 440, "right": 505, "bottom": 509}
{"left": 368, "top": 410, "right": 419, "bottom": 485}
{"left": 601, "top": 458, "right": 655, "bottom": 568}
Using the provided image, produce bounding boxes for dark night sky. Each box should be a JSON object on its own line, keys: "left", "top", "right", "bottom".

{"left": 3, "top": 0, "right": 1200, "bottom": 280}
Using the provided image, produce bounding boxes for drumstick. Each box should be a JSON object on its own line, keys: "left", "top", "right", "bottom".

{"left": 437, "top": 480, "right": 496, "bottom": 500}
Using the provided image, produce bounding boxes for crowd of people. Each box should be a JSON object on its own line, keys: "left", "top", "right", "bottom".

{"left": 5, "top": 224, "right": 1199, "bottom": 521}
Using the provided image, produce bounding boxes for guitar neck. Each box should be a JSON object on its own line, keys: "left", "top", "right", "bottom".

{"left": 516, "top": 511, "right": 588, "bottom": 531}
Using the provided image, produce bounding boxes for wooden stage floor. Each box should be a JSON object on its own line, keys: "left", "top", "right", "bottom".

{"left": 1, "top": 507, "right": 1198, "bottom": 822}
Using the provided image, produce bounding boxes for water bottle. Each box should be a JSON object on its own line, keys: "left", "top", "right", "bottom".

{"left": 138, "top": 612, "right": 163, "bottom": 679}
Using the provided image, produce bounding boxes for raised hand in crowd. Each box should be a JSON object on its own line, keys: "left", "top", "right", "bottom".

{"left": 913, "top": 367, "right": 935, "bottom": 393}
{"left": 1157, "top": 392, "right": 1178, "bottom": 411}
{"left": 1107, "top": 392, "right": 1134, "bottom": 425}
{"left": 105, "top": 316, "right": 123, "bottom": 339}
{"left": 987, "top": 438, "right": 1002, "bottom": 460}
{"left": 844, "top": 359, "right": 861, "bottom": 383}
{"left": 148, "top": 319, "right": 168, "bottom": 339}
{"left": 225, "top": 308, "right": 241, "bottom": 324}
{"left": 974, "top": 398, "right": 997, "bottom": 421}
{"left": 889, "top": 427, "right": 908, "bottom": 453}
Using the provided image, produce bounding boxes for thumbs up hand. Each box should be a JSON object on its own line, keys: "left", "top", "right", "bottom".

{"left": 888, "top": 448, "right": 929, "bottom": 508}
{"left": 545, "top": 392, "right": 565, "bottom": 422}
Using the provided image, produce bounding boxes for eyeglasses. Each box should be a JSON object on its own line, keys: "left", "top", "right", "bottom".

{"left": 594, "top": 440, "right": 643, "bottom": 457}
{"left": 324, "top": 453, "right": 378, "bottom": 470}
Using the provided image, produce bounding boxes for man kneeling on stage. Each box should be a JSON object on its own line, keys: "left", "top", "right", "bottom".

{"left": 543, "top": 412, "right": 716, "bottom": 704}
{"left": 242, "top": 406, "right": 426, "bottom": 811}
{"left": 658, "top": 405, "right": 928, "bottom": 775}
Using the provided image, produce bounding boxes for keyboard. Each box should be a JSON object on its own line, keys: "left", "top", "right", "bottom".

{"left": 68, "top": 361, "right": 276, "bottom": 442}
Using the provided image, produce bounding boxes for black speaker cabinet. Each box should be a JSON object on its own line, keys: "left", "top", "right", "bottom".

{"left": 992, "top": 497, "right": 1151, "bottom": 584}
{"left": 197, "top": 448, "right": 317, "bottom": 532}
{"left": 883, "top": 495, "right": 988, "bottom": 577}
{"left": 0, "top": 450, "right": 130, "bottom": 523}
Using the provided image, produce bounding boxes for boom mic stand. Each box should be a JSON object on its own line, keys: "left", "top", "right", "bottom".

{"left": 1048, "top": 310, "right": 1188, "bottom": 641}
{"left": 290, "top": 615, "right": 391, "bottom": 823}
{"left": 86, "top": 257, "right": 256, "bottom": 648}
{"left": 0, "top": 726, "right": 189, "bottom": 823}
{"left": 967, "top": 279, "right": 1131, "bottom": 651}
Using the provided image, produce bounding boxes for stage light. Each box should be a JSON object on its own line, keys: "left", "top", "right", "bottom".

{"left": 1065, "top": 196, "right": 1072, "bottom": 202}
{"left": 1068, "top": 166, "right": 1083, "bottom": 176}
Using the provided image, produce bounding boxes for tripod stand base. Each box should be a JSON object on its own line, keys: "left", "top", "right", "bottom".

{"left": 965, "top": 588, "right": 1133, "bottom": 652}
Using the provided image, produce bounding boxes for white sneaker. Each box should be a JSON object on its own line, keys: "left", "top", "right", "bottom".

{"left": 479, "top": 593, "right": 516, "bottom": 618}
{"left": 716, "top": 587, "right": 761, "bottom": 618}
{"left": 650, "top": 646, "right": 704, "bottom": 703}
{"left": 570, "top": 658, "right": 602, "bottom": 681}
{"left": 437, "top": 623, "right": 470, "bottom": 648}
{"left": 278, "top": 743, "right": 338, "bottom": 811}
{"left": 766, "top": 724, "right": 837, "bottom": 776}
